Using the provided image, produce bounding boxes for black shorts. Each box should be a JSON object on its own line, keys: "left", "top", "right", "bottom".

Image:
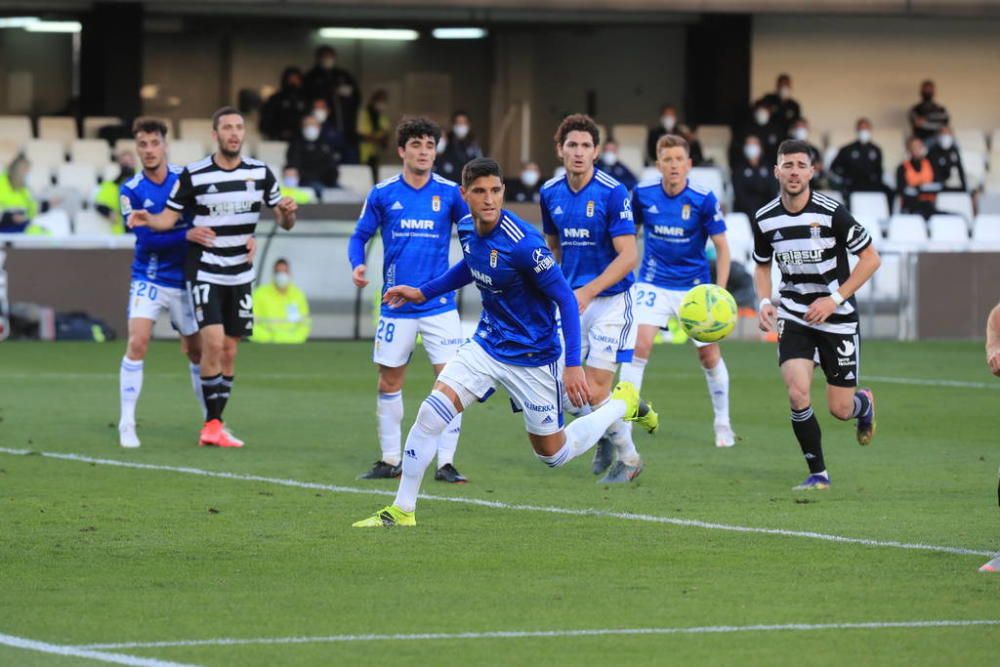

{"left": 187, "top": 280, "right": 253, "bottom": 338}
{"left": 777, "top": 318, "right": 860, "bottom": 388}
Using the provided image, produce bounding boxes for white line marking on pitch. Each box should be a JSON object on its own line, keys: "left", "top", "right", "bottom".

{"left": 0, "top": 631, "right": 199, "bottom": 666}
{"left": 72, "top": 619, "right": 1000, "bottom": 650}
{"left": 1, "top": 447, "right": 994, "bottom": 558}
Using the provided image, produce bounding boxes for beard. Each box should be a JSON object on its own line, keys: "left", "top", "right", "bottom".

{"left": 218, "top": 143, "right": 242, "bottom": 159}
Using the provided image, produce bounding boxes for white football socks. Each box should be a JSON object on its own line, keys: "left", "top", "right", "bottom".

{"left": 560, "top": 398, "right": 628, "bottom": 461}
{"left": 436, "top": 413, "right": 462, "bottom": 468}
{"left": 376, "top": 390, "right": 403, "bottom": 466}
{"left": 394, "top": 391, "right": 457, "bottom": 512}
{"left": 119, "top": 356, "right": 143, "bottom": 426}
{"left": 703, "top": 358, "right": 730, "bottom": 426}
{"left": 619, "top": 356, "right": 647, "bottom": 392}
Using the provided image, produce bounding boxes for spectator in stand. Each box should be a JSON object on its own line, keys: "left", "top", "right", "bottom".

{"left": 357, "top": 89, "right": 392, "bottom": 182}
{"left": 304, "top": 46, "right": 361, "bottom": 163}
{"left": 757, "top": 73, "right": 801, "bottom": 135}
{"left": 259, "top": 67, "right": 308, "bottom": 142}
{"left": 505, "top": 161, "right": 542, "bottom": 204}
{"left": 94, "top": 148, "right": 137, "bottom": 233}
{"left": 597, "top": 139, "right": 637, "bottom": 191}
{"left": 788, "top": 117, "right": 827, "bottom": 188}
{"left": 646, "top": 104, "right": 679, "bottom": 164}
{"left": 435, "top": 110, "right": 483, "bottom": 181}
{"left": 830, "top": 117, "right": 890, "bottom": 205}
{"left": 286, "top": 114, "right": 340, "bottom": 197}
{"left": 928, "top": 126, "right": 967, "bottom": 192}
{"left": 676, "top": 124, "right": 705, "bottom": 167}
{"left": 730, "top": 100, "right": 782, "bottom": 169}
{"left": 908, "top": 80, "right": 950, "bottom": 146}
{"left": 731, "top": 136, "right": 778, "bottom": 218}
{"left": 309, "top": 98, "right": 345, "bottom": 153}
{"left": 0, "top": 155, "right": 40, "bottom": 233}
{"left": 251, "top": 258, "right": 311, "bottom": 344}
{"left": 279, "top": 166, "right": 317, "bottom": 204}
{"left": 896, "top": 136, "right": 941, "bottom": 219}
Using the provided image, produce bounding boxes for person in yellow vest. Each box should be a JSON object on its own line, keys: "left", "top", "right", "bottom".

{"left": 279, "top": 166, "right": 317, "bottom": 204}
{"left": 896, "top": 135, "right": 941, "bottom": 219}
{"left": 251, "top": 258, "right": 311, "bottom": 343}
{"left": 0, "top": 155, "right": 51, "bottom": 235}
{"left": 93, "top": 149, "right": 138, "bottom": 234}
{"left": 357, "top": 89, "right": 391, "bottom": 180}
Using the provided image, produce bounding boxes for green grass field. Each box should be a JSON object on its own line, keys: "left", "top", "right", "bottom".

{"left": 1, "top": 339, "right": 998, "bottom": 666}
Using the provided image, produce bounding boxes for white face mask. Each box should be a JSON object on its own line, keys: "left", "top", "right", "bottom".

{"left": 744, "top": 144, "right": 761, "bottom": 161}
{"left": 662, "top": 115, "right": 676, "bottom": 131}
{"left": 791, "top": 127, "right": 809, "bottom": 141}
{"left": 274, "top": 272, "right": 291, "bottom": 289}
{"left": 313, "top": 109, "right": 328, "bottom": 123}
{"left": 778, "top": 86, "right": 791, "bottom": 100}
{"left": 938, "top": 134, "right": 954, "bottom": 150}
{"left": 521, "top": 170, "right": 540, "bottom": 187}
{"left": 858, "top": 129, "right": 872, "bottom": 144}
{"left": 283, "top": 175, "right": 299, "bottom": 188}
{"left": 755, "top": 109, "right": 770, "bottom": 126}
{"left": 321, "top": 57, "right": 335, "bottom": 70}
{"left": 452, "top": 124, "right": 469, "bottom": 140}
{"left": 601, "top": 151, "right": 618, "bottom": 166}
{"left": 303, "top": 126, "right": 320, "bottom": 142}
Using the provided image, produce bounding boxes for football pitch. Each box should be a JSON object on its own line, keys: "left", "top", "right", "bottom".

{"left": 1, "top": 339, "right": 998, "bottom": 666}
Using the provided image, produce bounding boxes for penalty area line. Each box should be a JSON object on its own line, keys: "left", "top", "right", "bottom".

{"left": 0, "top": 446, "right": 993, "bottom": 558}
{"left": 73, "top": 619, "right": 1000, "bottom": 650}
{"left": 0, "top": 631, "right": 199, "bottom": 667}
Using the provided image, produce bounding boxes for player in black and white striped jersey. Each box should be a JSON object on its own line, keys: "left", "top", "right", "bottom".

{"left": 128, "top": 106, "right": 298, "bottom": 448}
{"left": 752, "top": 139, "right": 882, "bottom": 491}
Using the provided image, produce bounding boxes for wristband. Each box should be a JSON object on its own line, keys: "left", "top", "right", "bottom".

{"left": 830, "top": 291, "right": 845, "bottom": 306}
{"left": 759, "top": 297, "right": 772, "bottom": 310}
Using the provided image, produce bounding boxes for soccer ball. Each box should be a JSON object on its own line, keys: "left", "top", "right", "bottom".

{"left": 678, "top": 284, "right": 738, "bottom": 343}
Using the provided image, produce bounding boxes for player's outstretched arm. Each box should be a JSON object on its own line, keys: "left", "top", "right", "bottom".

{"left": 754, "top": 262, "right": 777, "bottom": 332}
{"left": 385, "top": 259, "right": 474, "bottom": 309}
{"left": 711, "top": 232, "right": 731, "bottom": 288}
{"left": 127, "top": 207, "right": 182, "bottom": 231}
{"left": 986, "top": 302, "right": 1000, "bottom": 376}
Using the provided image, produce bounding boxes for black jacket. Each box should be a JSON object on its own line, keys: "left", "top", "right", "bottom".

{"left": 830, "top": 141, "right": 884, "bottom": 193}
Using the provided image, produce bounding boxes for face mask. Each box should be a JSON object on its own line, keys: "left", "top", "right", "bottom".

{"left": 744, "top": 144, "right": 761, "bottom": 161}
{"left": 858, "top": 129, "right": 872, "bottom": 144}
{"left": 911, "top": 148, "right": 926, "bottom": 160}
{"left": 521, "top": 170, "right": 540, "bottom": 187}
{"left": 283, "top": 175, "right": 299, "bottom": 188}
{"left": 118, "top": 166, "right": 135, "bottom": 181}
{"left": 662, "top": 115, "right": 676, "bottom": 131}
{"left": 321, "top": 57, "right": 335, "bottom": 70}
{"left": 274, "top": 272, "right": 291, "bottom": 289}
{"left": 452, "top": 124, "right": 469, "bottom": 140}
{"left": 601, "top": 151, "right": 618, "bottom": 166}
{"left": 303, "top": 126, "right": 320, "bottom": 142}
{"left": 938, "top": 134, "right": 954, "bottom": 150}
{"left": 754, "top": 109, "right": 770, "bottom": 126}
{"left": 791, "top": 127, "right": 808, "bottom": 141}
{"left": 313, "top": 109, "right": 328, "bottom": 123}
{"left": 778, "top": 86, "right": 791, "bottom": 100}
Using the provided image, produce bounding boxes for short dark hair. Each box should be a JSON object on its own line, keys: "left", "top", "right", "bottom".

{"left": 777, "top": 139, "right": 812, "bottom": 159}
{"left": 316, "top": 45, "right": 336, "bottom": 58}
{"left": 461, "top": 157, "right": 503, "bottom": 188}
{"left": 212, "top": 106, "right": 243, "bottom": 130}
{"left": 396, "top": 116, "right": 441, "bottom": 148}
{"left": 132, "top": 117, "right": 168, "bottom": 138}
{"left": 274, "top": 258, "right": 289, "bottom": 270}
{"left": 554, "top": 113, "right": 600, "bottom": 147}
{"left": 655, "top": 133, "right": 689, "bottom": 157}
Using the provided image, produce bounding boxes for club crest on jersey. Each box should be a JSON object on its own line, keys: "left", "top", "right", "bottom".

{"left": 810, "top": 222, "right": 822, "bottom": 239}
{"left": 432, "top": 195, "right": 441, "bottom": 212}
{"left": 586, "top": 200, "right": 595, "bottom": 218}
{"left": 681, "top": 204, "right": 691, "bottom": 220}
{"left": 489, "top": 248, "right": 498, "bottom": 268}
{"left": 245, "top": 179, "right": 255, "bottom": 192}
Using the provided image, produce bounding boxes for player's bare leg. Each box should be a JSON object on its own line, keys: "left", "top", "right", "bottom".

{"left": 697, "top": 343, "right": 734, "bottom": 448}
{"left": 782, "top": 359, "right": 828, "bottom": 490}
{"left": 826, "top": 383, "right": 875, "bottom": 446}
{"left": 119, "top": 318, "right": 155, "bottom": 448}
{"left": 431, "top": 361, "right": 466, "bottom": 483}
{"left": 197, "top": 325, "right": 241, "bottom": 448}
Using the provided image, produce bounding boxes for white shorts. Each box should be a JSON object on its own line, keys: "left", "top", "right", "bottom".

{"left": 633, "top": 282, "right": 711, "bottom": 348}
{"left": 373, "top": 309, "right": 464, "bottom": 368}
{"left": 578, "top": 288, "right": 638, "bottom": 371}
{"left": 127, "top": 279, "right": 198, "bottom": 336}
{"left": 437, "top": 340, "right": 564, "bottom": 436}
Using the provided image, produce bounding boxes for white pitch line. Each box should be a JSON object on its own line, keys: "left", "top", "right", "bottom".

{"left": 72, "top": 619, "right": 1000, "bottom": 650}
{"left": 0, "top": 631, "right": 199, "bottom": 667}
{"left": 865, "top": 375, "right": 1000, "bottom": 390}
{"left": 1, "top": 447, "right": 994, "bottom": 558}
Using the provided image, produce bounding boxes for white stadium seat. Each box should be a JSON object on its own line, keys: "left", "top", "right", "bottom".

{"left": 961, "top": 150, "right": 986, "bottom": 191}
{"left": 723, "top": 212, "right": 753, "bottom": 264}
{"left": 617, "top": 145, "right": 644, "bottom": 176}
{"left": 972, "top": 214, "right": 1000, "bottom": 244}
{"left": 688, "top": 166, "right": 726, "bottom": 200}
{"left": 377, "top": 165, "right": 400, "bottom": 184}
{"left": 954, "top": 129, "right": 987, "bottom": 156}
{"left": 337, "top": 164, "right": 373, "bottom": 196}
{"left": 886, "top": 214, "right": 928, "bottom": 247}
{"left": 82, "top": 116, "right": 122, "bottom": 139}
{"left": 101, "top": 163, "right": 123, "bottom": 182}
{"left": 168, "top": 139, "right": 207, "bottom": 167}
{"left": 70, "top": 139, "right": 111, "bottom": 170}
{"left": 56, "top": 163, "right": 99, "bottom": 199}
{"left": 640, "top": 166, "right": 660, "bottom": 183}
{"left": 26, "top": 166, "right": 53, "bottom": 195}
{"left": 255, "top": 141, "right": 287, "bottom": 170}
{"left": 73, "top": 208, "right": 115, "bottom": 235}
{"left": 849, "top": 191, "right": 889, "bottom": 225}
{"left": 696, "top": 124, "right": 731, "bottom": 150}
{"left": 0, "top": 115, "right": 33, "bottom": 146}
{"left": 114, "top": 139, "right": 136, "bottom": 156}
{"left": 24, "top": 140, "right": 65, "bottom": 170}
{"left": 927, "top": 214, "right": 968, "bottom": 249}
{"left": 37, "top": 116, "right": 77, "bottom": 148}
{"left": 935, "top": 192, "right": 973, "bottom": 222}
{"left": 32, "top": 209, "right": 72, "bottom": 237}
{"left": 610, "top": 124, "right": 646, "bottom": 151}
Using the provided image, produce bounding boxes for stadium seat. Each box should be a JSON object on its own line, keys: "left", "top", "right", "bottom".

{"left": 617, "top": 145, "right": 644, "bottom": 176}
{"left": 935, "top": 192, "right": 973, "bottom": 222}
{"left": 37, "top": 116, "right": 77, "bottom": 148}
{"left": 179, "top": 118, "right": 214, "bottom": 145}
{"left": 0, "top": 115, "right": 33, "bottom": 146}
{"left": 928, "top": 214, "right": 969, "bottom": 249}
{"left": 82, "top": 116, "right": 122, "bottom": 139}
{"left": 32, "top": 209, "right": 72, "bottom": 237}
{"left": 169, "top": 139, "right": 206, "bottom": 167}
{"left": 24, "top": 140, "right": 66, "bottom": 170}
{"left": 610, "top": 124, "right": 646, "bottom": 151}
{"left": 114, "top": 139, "right": 136, "bottom": 156}
{"left": 73, "top": 208, "right": 115, "bottom": 235}
{"left": 26, "top": 166, "right": 53, "bottom": 195}
{"left": 855, "top": 213, "right": 882, "bottom": 248}
{"left": 101, "top": 163, "right": 122, "bottom": 183}
{"left": 377, "top": 165, "right": 400, "bottom": 184}
{"left": 0, "top": 137, "right": 20, "bottom": 165}
{"left": 886, "top": 214, "right": 928, "bottom": 247}
{"left": 849, "top": 191, "right": 890, "bottom": 225}
{"left": 972, "top": 214, "right": 1000, "bottom": 244}
{"left": 255, "top": 141, "right": 287, "bottom": 169}
{"left": 640, "top": 166, "right": 660, "bottom": 183}
{"left": 56, "top": 163, "right": 99, "bottom": 199}
{"left": 700, "top": 144, "right": 728, "bottom": 171}
{"left": 70, "top": 140, "right": 111, "bottom": 170}
{"left": 723, "top": 212, "right": 753, "bottom": 263}
{"left": 954, "top": 129, "right": 987, "bottom": 156}
{"left": 337, "top": 164, "right": 373, "bottom": 196}
{"left": 688, "top": 166, "right": 726, "bottom": 200}
{"left": 871, "top": 253, "right": 901, "bottom": 301}
{"left": 696, "top": 124, "right": 731, "bottom": 151}
{"left": 320, "top": 187, "right": 361, "bottom": 203}
{"left": 961, "top": 150, "right": 986, "bottom": 191}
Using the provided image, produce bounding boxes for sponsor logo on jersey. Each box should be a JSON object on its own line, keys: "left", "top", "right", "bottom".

{"left": 142, "top": 198, "right": 154, "bottom": 209}
{"left": 553, "top": 206, "right": 564, "bottom": 215}
{"left": 207, "top": 184, "right": 218, "bottom": 194}
{"left": 844, "top": 371, "right": 856, "bottom": 380}
{"left": 653, "top": 225, "right": 686, "bottom": 237}
{"left": 208, "top": 200, "right": 254, "bottom": 216}
{"left": 462, "top": 242, "right": 471, "bottom": 254}
{"left": 621, "top": 196, "right": 633, "bottom": 220}
{"left": 773, "top": 230, "right": 783, "bottom": 240}
{"left": 522, "top": 400, "right": 555, "bottom": 413}
{"left": 647, "top": 204, "right": 659, "bottom": 214}
{"left": 586, "top": 200, "right": 595, "bottom": 217}
{"left": 541, "top": 415, "right": 554, "bottom": 424}
{"left": 837, "top": 340, "right": 855, "bottom": 357}
{"left": 400, "top": 219, "right": 435, "bottom": 230}
{"left": 245, "top": 179, "right": 255, "bottom": 192}
{"left": 563, "top": 228, "right": 590, "bottom": 239}
{"left": 405, "top": 448, "right": 417, "bottom": 459}
{"left": 810, "top": 222, "right": 822, "bottom": 239}
{"left": 682, "top": 204, "right": 691, "bottom": 220}
{"left": 120, "top": 195, "right": 133, "bottom": 215}
{"left": 532, "top": 247, "right": 554, "bottom": 273}
{"left": 391, "top": 201, "right": 404, "bottom": 210}
{"left": 775, "top": 248, "right": 824, "bottom": 265}
{"left": 489, "top": 248, "right": 498, "bottom": 268}
{"left": 471, "top": 268, "right": 493, "bottom": 285}
{"left": 432, "top": 195, "right": 441, "bottom": 212}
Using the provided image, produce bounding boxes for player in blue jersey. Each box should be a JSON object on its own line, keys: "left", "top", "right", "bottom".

{"left": 353, "top": 158, "right": 658, "bottom": 527}
{"left": 620, "top": 134, "right": 736, "bottom": 448}
{"left": 540, "top": 114, "right": 645, "bottom": 483}
{"left": 348, "top": 117, "right": 471, "bottom": 482}
{"left": 117, "top": 118, "right": 244, "bottom": 448}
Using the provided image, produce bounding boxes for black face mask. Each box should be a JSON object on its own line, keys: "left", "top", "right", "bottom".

{"left": 118, "top": 166, "right": 135, "bottom": 183}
